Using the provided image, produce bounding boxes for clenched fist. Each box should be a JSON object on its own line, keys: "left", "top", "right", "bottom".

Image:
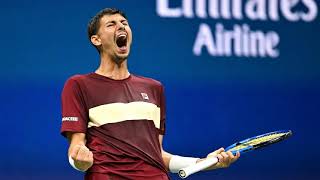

{"left": 69, "top": 144, "right": 94, "bottom": 171}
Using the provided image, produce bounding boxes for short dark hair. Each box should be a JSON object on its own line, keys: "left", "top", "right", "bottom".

{"left": 87, "top": 8, "right": 127, "bottom": 53}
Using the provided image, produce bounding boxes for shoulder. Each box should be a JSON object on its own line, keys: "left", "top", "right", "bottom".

{"left": 63, "top": 73, "right": 93, "bottom": 90}
{"left": 132, "top": 74, "right": 164, "bottom": 88}
{"left": 67, "top": 73, "right": 91, "bottom": 82}
{"left": 65, "top": 73, "right": 92, "bottom": 84}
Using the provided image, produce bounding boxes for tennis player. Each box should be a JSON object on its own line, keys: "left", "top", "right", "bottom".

{"left": 60, "top": 8, "right": 240, "bottom": 180}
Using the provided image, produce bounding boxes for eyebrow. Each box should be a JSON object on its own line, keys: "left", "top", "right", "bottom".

{"left": 105, "top": 20, "right": 115, "bottom": 24}
{"left": 105, "top": 19, "right": 127, "bottom": 24}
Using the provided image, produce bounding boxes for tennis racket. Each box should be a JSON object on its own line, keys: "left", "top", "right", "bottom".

{"left": 178, "top": 130, "right": 292, "bottom": 179}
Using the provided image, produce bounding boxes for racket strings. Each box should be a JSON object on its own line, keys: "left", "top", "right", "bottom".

{"left": 227, "top": 133, "right": 287, "bottom": 151}
{"left": 245, "top": 133, "right": 285, "bottom": 146}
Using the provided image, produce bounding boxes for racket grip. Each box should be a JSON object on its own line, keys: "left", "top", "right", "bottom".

{"left": 178, "top": 156, "right": 219, "bottom": 179}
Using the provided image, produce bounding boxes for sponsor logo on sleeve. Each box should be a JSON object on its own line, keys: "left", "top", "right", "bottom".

{"left": 62, "top": 117, "right": 79, "bottom": 122}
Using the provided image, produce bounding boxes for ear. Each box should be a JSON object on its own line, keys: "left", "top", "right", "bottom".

{"left": 91, "top": 35, "right": 101, "bottom": 46}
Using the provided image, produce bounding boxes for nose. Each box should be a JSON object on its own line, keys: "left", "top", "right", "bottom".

{"left": 118, "top": 23, "right": 125, "bottom": 31}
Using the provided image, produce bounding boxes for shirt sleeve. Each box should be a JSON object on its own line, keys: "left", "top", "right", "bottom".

{"left": 159, "top": 85, "right": 166, "bottom": 135}
{"left": 60, "top": 77, "right": 88, "bottom": 137}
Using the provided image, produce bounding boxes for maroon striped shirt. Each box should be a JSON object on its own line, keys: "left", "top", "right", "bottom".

{"left": 61, "top": 73, "right": 168, "bottom": 179}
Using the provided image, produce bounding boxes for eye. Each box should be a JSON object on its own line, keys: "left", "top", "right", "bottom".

{"left": 121, "top": 21, "right": 128, "bottom": 26}
{"left": 106, "top": 22, "right": 116, "bottom": 27}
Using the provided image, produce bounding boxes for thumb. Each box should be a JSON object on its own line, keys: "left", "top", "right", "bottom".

{"left": 69, "top": 144, "right": 82, "bottom": 159}
{"left": 208, "top": 147, "right": 225, "bottom": 157}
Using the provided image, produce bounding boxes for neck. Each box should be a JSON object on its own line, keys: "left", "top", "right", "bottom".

{"left": 95, "top": 53, "right": 130, "bottom": 80}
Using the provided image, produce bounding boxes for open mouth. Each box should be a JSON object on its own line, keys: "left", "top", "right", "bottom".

{"left": 115, "top": 34, "right": 127, "bottom": 50}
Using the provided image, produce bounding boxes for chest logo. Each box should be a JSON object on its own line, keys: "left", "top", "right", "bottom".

{"left": 141, "top": 93, "right": 149, "bottom": 100}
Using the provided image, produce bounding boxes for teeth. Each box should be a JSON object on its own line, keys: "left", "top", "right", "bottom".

{"left": 119, "top": 34, "right": 126, "bottom": 38}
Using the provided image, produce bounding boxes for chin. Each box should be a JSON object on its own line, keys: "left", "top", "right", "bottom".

{"left": 113, "top": 54, "right": 129, "bottom": 64}
{"left": 118, "top": 50, "right": 130, "bottom": 59}
{"left": 119, "top": 52, "right": 129, "bottom": 59}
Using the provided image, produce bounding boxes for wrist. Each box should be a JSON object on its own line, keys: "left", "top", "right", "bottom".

{"left": 196, "top": 158, "right": 204, "bottom": 163}
{"left": 68, "top": 155, "right": 86, "bottom": 172}
{"left": 169, "top": 155, "right": 200, "bottom": 173}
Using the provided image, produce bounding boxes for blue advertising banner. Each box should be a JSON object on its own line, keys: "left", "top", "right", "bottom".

{"left": 1, "top": 0, "right": 319, "bottom": 179}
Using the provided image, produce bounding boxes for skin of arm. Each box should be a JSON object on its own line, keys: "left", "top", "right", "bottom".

{"left": 66, "top": 132, "right": 94, "bottom": 171}
{"left": 159, "top": 135, "right": 240, "bottom": 171}
{"left": 159, "top": 135, "right": 174, "bottom": 170}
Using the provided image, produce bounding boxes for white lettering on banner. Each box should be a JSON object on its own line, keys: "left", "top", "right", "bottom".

{"left": 281, "top": 0, "right": 300, "bottom": 21}
{"left": 301, "top": 0, "right": 318, "bottom": 21}
{"left": 156, "top": 0, "right": 317, "bottom": 58}
{"left": 193, "top": 23, "right": 280, "bottom": 58}
{"left": 156, "top": 0, "right": 182, "bottom": 17}
{"left": 196, "top": 0, "right": 207, "bottom": 18}
{"left": 233, "top": 0, "right": 243, "bottom": 19}
{"left": 269, "top": 0, "right": 280, "bottom": 21}
{"left": 246, "top": 0, "right": 267, "bottom": 20}
{"left": 156, "top": 0, "right": 318, "bottom": 21}
{"left": 184, "top": 0, "right": 194, "bottom": 18}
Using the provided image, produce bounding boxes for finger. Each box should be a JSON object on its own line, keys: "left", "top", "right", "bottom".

{"left": 217, "top": 154, "right": 223, "bottom": 162}
{"left": 209, "top": 147, "right": 225, "bottom": 157}
{"left": 76, "top": 146, "right": 89, "bottom": 161}
{"left": 235, "top": 151, "right": 240, "bottom": 160}
{"left": 221, "top": 152, "right": 229, "bottom": 159}
{"left": 226, "top": 151, "right": 235, "bottom": 159}
{"left": 70, "top": 144, "right": 82, "bottom": 159}
{"left": 224, "top": 153, "right": 233, "bottom": 165}
{"left": 230, "top": 151, "right": 240, "bottom": 163}
{"left": 218, "top": 147, "right": 225, "bottom": 153}
{"left": 89, "top": 151, "right": 94, "bottom": 161}
{"left": 85, "top": 151, "right": 93, "bottom": 163}
{"left": 211, "top": 148, "right": 224, "bottom": 156}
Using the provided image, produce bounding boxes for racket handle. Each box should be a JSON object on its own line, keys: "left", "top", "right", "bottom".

{"left": 178, "top": 156, "right": 219, "bottom": 179}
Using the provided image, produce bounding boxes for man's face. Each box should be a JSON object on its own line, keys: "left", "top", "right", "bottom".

{"left": 95, "top": 14, "right": 132, "bottom": 62}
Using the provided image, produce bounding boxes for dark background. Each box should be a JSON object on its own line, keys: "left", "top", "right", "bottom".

{"left": 1, "top": 0, "right": 319, "bottom": 179}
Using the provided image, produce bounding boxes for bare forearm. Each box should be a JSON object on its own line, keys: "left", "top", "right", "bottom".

{"left": 66, "top": 132, "right": 93, "bottom": 171}
{"left": 66, "top": 132, "right": 86, "bottom": 155}
{"left": 161, "top": 150, "right": 173, "bottom": 170}
{"left": 161, "top": 148, "right": 240, "bottom": 173}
